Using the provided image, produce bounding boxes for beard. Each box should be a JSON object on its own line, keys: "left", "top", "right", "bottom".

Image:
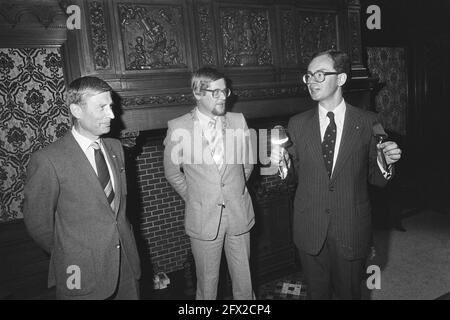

{"left": 211, "top": 103, "right": 226, "bottom": 116}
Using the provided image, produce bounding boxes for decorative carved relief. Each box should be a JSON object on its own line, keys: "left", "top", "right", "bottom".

{"left": 349, "top": 10, "right": 362, "bottom": 65}
{"left": 0, "top": 1, "right": 66, "bottom": 28}
{"left": 118, "top": 4, "right": 187, "bottom": 70}
{"left": 121, "top": 84, "right": 308, "bottom": 108}
{"left": 220, "top": 7, "right": 273, "bottom": 67}
{"left": 198, "top": 4, "right": 216, "bottom": 66}
{"left": 119, "top": 130, "right": 140, "bottom": 148}
{"left": 348, "top": 0, "right": 360, "bottom": 6}
{"left": 122, "top": 93, "right": 192, "bottom": 108}
{"left": 88, "top": 1, "right": 111, "bottom": 70}
{"left": 232, "top": 85, "right": 308, "bottom": 100}
{"left": 297, "top": 11, "right": 338, "bottom": 67}
{"left": 280, "top": 10, "right": 298, "bottom": 66}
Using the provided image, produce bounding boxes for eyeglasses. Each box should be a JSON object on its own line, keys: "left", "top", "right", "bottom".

{"left": 202, "top": 88, "right": 231, "bottom": 99}
{"left": 302, "top": 71, "right": 340, "bottom": 84}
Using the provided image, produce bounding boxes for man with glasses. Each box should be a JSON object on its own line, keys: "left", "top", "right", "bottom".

{"left": 163, "top": 67, "right": 255, "bottom": 299}
{"left": 274, "top": 50, "right": 401, "bottom": 299}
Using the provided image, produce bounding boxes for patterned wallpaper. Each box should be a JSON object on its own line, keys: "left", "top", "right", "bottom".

{"left": 367, "top": 47, "right": 407, "bottom": 135}
{"left": 0, "top": 48, "right": 70, "bottom": 222}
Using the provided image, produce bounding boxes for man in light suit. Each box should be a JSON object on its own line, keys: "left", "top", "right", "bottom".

{"left": 163, "top": 67, "right": 255, "bottom": 300}
{"left": 23, "top": 76, "right": 141, "bottom": 299}
{"left": 274, "top": 50, "right": 402, "bottom": 299}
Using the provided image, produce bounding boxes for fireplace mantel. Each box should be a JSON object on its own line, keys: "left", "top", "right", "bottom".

{"left": 63, "top": 0, "right": 374, "bottom": 132}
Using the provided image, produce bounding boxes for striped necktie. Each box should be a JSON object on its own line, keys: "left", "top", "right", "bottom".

{"left": 208, "top": 118, "right": 224, "bottom": 170}
{"left": 91, "top": 141, "right": 115, "bottom": 208}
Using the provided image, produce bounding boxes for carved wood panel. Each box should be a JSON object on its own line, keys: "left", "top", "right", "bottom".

{"left": 297, "top": 11, "right": 338, "bottom": 67}
{"left": 219, "top": 6, "right": 273, "bottom": 67}
{"left": 59, "top": 0, "right": 371, "bottom": 131}
{"left": 117, "top": 3, "right": 188, "bottom": 70}
{"left": 280, "top": 9, "right": 298, "bottom": 66}
{"left": 87, "top": 0, "right": 112, "bottom": 70}
{"left": 348, "top": 10, "right": 363, "bottom": 66}
{"left": 197, "top": 2, "right": 217, "bottom": 66}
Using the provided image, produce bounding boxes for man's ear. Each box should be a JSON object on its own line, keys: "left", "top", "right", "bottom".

{"left": 69, "top": 103, "right": 82, "bottom": 119}
{"left": 192, "top": 90, "right": 203, "bottom": 101}
{"left": 337, "top": 73, "right": 348, "bottom": 87}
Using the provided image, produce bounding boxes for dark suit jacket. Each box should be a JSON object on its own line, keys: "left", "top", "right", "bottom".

{"left": 23, "top": 132, "right": 141, "bottom": 299}
{"left": 287, "top": 104, "right": 388, "bottom": 260}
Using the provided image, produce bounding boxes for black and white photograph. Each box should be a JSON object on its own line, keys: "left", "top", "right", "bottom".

{"left": 0, "top": 0, "right": 449, "bottom": 303}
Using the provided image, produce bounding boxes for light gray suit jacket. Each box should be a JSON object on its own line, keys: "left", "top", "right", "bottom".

{"left": 163, "top": 109, "right": 255, "bottom": 240}
{"left": 23, "top": 132, "right": 141, "bottom": 299}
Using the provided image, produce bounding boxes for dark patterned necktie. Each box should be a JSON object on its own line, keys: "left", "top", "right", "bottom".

{"left": 322, "top": 112, "right": 336, "bottom": 178}
{"left": 91, "top": 141, "right": 115, "bottom": 208}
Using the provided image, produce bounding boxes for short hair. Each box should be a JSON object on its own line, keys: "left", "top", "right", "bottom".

{"left": 191, "top": 67, "right": 225, "bottom": 94}
{"left": 66, "top": 76, "right": 112, "bottom": 107}
{"left": 311, "top": 50, "right": 351, "bottom": 76}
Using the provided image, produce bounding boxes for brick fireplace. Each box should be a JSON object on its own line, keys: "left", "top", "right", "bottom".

{"left": 132, "top": 133, "right": 189, "bottom": 274}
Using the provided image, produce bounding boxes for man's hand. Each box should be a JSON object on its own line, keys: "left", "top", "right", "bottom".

{"left": 270, "top": 145, "right": 282, "bottom": 165}
{"left": 377, "top": 141, "right": 402, "bottom": 165}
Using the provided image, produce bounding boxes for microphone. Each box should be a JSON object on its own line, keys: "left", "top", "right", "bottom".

{"left": 271, "top": 125, "right": 290, "bottom": 179}
{"left": 271, "top": 125, "right": 289, "bottom": 146}
{"left": 373, "top": 123, "right": 389, "bottom": 170}
{"left": 373, "top": 123, "right": 388, "bottom": 144}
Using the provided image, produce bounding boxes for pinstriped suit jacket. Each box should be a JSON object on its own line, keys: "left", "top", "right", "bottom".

{"left": 287, "top": 104, "right": 388, "bottom": 260}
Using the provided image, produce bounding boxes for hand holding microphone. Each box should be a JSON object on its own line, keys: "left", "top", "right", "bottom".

{"left": 271, "top": 125, "right": 291, "bottom": 179}
{"left": 373, "top": 123, "right": 402, "bottom": 167}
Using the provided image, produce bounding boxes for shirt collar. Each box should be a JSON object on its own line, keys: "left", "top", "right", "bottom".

{"left": 71, "top": 126, "right": 101, "bottom": 152}
{"left": 318, "top": 99, "right": 346, "bottom": 123}
{"left": 196, "top": 107, "right": 218, "bottom": 127}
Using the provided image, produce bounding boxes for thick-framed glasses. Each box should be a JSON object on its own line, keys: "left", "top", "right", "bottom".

{"left": 302, "top": 71, "right": 340, "bottom": 84}
{"left": 202, "top": 88, "right": 231, "bottom": 98}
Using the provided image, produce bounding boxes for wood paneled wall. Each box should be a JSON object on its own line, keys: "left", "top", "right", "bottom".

{"left": 64, "top": 0, "right": 376, "bottom": 132}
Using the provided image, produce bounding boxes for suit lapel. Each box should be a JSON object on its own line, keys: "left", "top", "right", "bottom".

{"left": 65, "top": 133, "right": 115, "bottom": 217}
{"left": 103, "top": 140, "right": 122, "bottom": 217}
{"left": 218, "top": 114, "right": 229, "bottom": 177}
{"left": 305, "top": 108, "right": 327, "bottom": 173}
{"left": 331, "top": 104, "right": 361, "bottom": 182}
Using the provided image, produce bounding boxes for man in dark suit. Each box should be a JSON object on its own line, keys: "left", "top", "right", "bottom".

{"left": 23, "top": 76, "right": 141, "bottom": 299}
{"left": 275, "top": 50, "right": 401, "bottom": 299}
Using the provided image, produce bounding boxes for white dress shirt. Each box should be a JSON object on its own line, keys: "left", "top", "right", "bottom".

{"left": 318, "top": 99, "right": 391, "bottom": 179}
{"left": 71, "top": 127, "right": 115, "bottom": 190}
{"left": 196, "top": 107, "right": 224, "bottom": 143}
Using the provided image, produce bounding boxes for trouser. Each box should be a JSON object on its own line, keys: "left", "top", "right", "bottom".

{"left": 299, "top": 236, "right": 366, "bottom": 300}
{"left": 190, "top": 213, "right": 254, "bottom": 300}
